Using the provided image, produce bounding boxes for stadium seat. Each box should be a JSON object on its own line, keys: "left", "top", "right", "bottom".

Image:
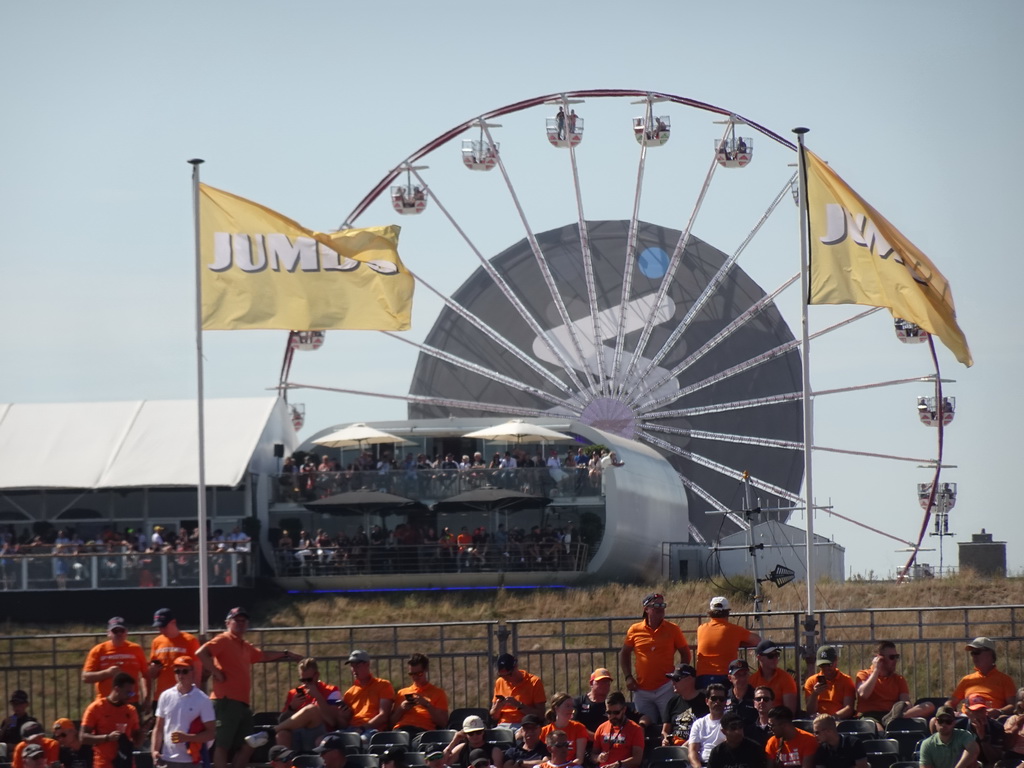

{"left": 484, "top": 729, "right": 515, "bottom": 749}
{"left": 345, "top": 756, "right": 380, "bottom": 768}
{"left": 885, "top": 717, "right": 928, "bottom": 734}
{"left": 886, "top": 731, "right": 924, "bottom": 760}
{"left": 414, "top": 730, "right": 456, "bottom": 753}
{"left": 293, "top": 757, "right": 325, "bottom": 768}
{"left": 369, "top": 732, "right": 412, "bottom": 749}
{"left": 866, "top": 754, "right": 898, "bottom": 768}
{"left": 861, "top": 739, "right": 900, "bottom": 755}
{"left": 448, "top": 708, "right": 490, "bottom": 730}
{"left": 329, "top": 731, "right": 366, "bottom": 756}
{"left": 793, "top": 719, "right": 815, "bottom": 732}
{"left": 649, "top": 746, "right": 689, "bottom": 762}
{"left": 838, "top": 719, "right": 879, "bottom": 741}
{"left": 254, "top": 711, "right": 282, "bottom": 726}
{"left": 405, "top": 753, "right": 427, "bottom": 767}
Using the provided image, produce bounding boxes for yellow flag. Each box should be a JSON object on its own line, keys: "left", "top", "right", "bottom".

{"left": 199, "top": 183, "right": 413, "bottom": 331}
{"left": 805, "top": 149, "right": 972, "bottom": 366}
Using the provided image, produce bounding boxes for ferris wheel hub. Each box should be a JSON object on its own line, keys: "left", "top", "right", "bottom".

{"left": 579, "top": 397, "right": 638, "bottom": 440}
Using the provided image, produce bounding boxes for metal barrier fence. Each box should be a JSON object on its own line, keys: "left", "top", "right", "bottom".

{"left": 3, "top": 604, "right": 1021, "bottom": 729}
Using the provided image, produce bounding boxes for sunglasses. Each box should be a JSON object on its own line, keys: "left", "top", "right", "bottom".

{"left": 761, "top": 652, "right": 780, "bottom": 659}
{"left": 708, "top": 696, "right": 727, "bottom": 703}
{"left": 969, "top": 649, "right": 987, "bottom": 656}
{"left": 723, "top": 723, "right": 744, "bottom": 731}
{"left": 174, "top": 668, "right": 192, "bottom": 675}
{"left": 300, "top": 678, "right": 316, "bottom": 684}
{"left": 110, "top": 628, "right": 126, "bottom": 634}
{"left": 646, "top": 602, "right": 668, "bottom": 609}
{"left": 553, "top": 743, "right": 570, "bottom": 748}
{"left": 936, "top": 718, "right": 955, "bottom": 725}
{"left": 606, "top": 709, "right": 624, "bottom": 717}
{"left": 54, "top": 733, "right": 69, "bottom": 740}
{"left": 886, "top": 654, "right": 900, "bottom": 660}
{"left": 753, "top": 697, "right": 772, "bottom": 702}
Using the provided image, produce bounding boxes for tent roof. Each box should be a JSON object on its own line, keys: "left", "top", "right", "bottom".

{"left": 0, "top": 398, "right": 286, "bottom": 490}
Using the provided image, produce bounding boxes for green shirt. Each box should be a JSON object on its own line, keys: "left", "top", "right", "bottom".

{"left": 919, "top": 729, "right": 975, "bottom": 768}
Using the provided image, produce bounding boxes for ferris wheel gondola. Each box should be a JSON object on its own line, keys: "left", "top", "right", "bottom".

{"left": 390, "top": 164, "right": 429, "bottom": 215}
{"left": 462, "top": 119, "right": 500, "bottom": 171}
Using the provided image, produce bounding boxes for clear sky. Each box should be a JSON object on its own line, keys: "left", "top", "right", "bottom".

{"left": 2, "top": 0, "right": 1021, "bottom": 584}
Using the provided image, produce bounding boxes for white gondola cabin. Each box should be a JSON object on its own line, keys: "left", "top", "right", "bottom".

{"left": 391, "top": 184, "right": 427, "bottom": 215}
{"left": 632, "top": 115, "right": 671, "bottom": 146}
{"left": 917, "top": 481, "right": 957, "bottom": 511}
{"left": 917, "top": 396, "right": 956, "bottom": 427}
{"left": 546, "top": 109, "right": 583, "bottom": 148}
{"left": 894, "top": 317, "right": 929, "bottom": 343}
{"left": 714, "top": 136, "right": 753, "bottom": 168}
{"left": 289, "top": 331, "right": 325, "bottom": 351}
{"left": 461, "top": 139, "right": 499, "bottom": 171}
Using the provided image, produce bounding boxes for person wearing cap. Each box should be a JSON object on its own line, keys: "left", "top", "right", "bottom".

{"left": 82, "top": 617, "right": 150, "bottom": 711}
{"left": 662, "top": 664, "right": 708, "bottom": 747}
{"left": 339, "top": 649, "right": 396, "bottom": 739}
{"left": 267, "top": 658, "right": 344, "bottom": 752}
{"left": 707, "top": 711, "right": 766, "bottom": 768}
{"left": 749, "top": 640, "right": 798, "bottom": 713}
{"left": 537, "top": 730, "right": 571, "bottom": 768}
{"left": 152, "top": 656, "right": 216, "bottom": 768}
{"left": 149, "top": 609, "right": 201, "bottom": 703}
{"left": 196, "top": 607, "right": 301, "bottom": 768}
{"left": 809, "top": 714, "right": 867, "bottom": 768}
{"left": 52, "top": 717, "right": 92, "bottom": 768}
{"left": 725, "top": 659, "right": 757, "bottom": 725}
{"left": 380, "top": 746, "right": 409, "bottom": 768}
{"left": 80, "top": 672, "right": 146, "bottom": 768}
{"left": 619, "top": 592, "right": 691, "bottom": 725}
{"left": 764, "top": 705, "right": 817, "bottom": 768}
{"left": 855, "top": 641, "right": 929, "bottom": 726}
{"left": 593, "top": 691, "right": 643, "bottom": 768}
{"left": 464, "top": 748, "right": 491, "bottom": 768}
{"left": 1, "top": 690, "right": 37, "bottom": 748}
{"left": 391, "top": 652, "right": 449, "bottom": 735}
{"left": 502, "top": 714, "right": 550, "bottom": 768}
{"left": 919, "top": 705, "right": 979, "bottom": 768}
{"left": 802, "top": 647, "right": 855, "bottom": 720}
{"left": 695, "top": 597, "right": 760, "bottom": 689}
{"left": 11, "top": 720, "right": 59, "bottom": 768}
{"left": 444, "top": 715, "right": 500, "bottom": 768}
{"left": 946, "top": 638, "right": 1018, "bottom": 719}
{"left": 541, "top": 693, "right": 588, "bottom": 766}
{"left": 19, "top": 743, "right": 48, "bottom": 768}
{"left": 268, "top": 745, "right": 298, "bottom": 768}
{"left": 491, "top": 653, "right": 547, "bottom": 726}
{"left": 312, "top": 732, "right": 350, "bottom": 768}
{"left": 688, "top": 683, "right": 730, "bottom": 768}
{"left": 574, "top": 668, "right": 613, "bottom": 734}
{"left": 964, "top": 693, "right": 1005, "bottom": 767}
{"left": 1000, "top": 688, "right": 1024, "bottom": 768}
{"left": 425, "top": 750, "right": 446, "bottom": 768}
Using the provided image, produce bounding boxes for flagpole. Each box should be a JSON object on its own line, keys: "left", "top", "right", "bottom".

{"left": 793, "top": 128, "right": 817, "bottom": 665}
{"left": 189, "top": 158, "right": 211, "bottom": 638}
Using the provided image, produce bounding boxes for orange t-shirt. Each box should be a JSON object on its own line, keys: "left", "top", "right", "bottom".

{"left": 766, "top": 729, "right": 818, "bottom": 767}
{"left": 854, "top": 669, "right": 909, "bottom": 714}
{"left": 803, "top": 670, "right": 856, "bottom": 715}
{"left": 593, "top": 719, "right": 645, "bottom": 765}
{"left": 344, "top": 676, "right": 396, "bottom": 728}
{"left": 150, "top": 632, "right": 201, "bottom": 700}
{"left": 393, "top": 681, "right": 449, "bottom": 731}
{"left": 623, "top": 620, "right": 690, "bottom": 690}
{"left": 750, "top": 667, "right": 798, "bottom": 705}
{"left": 12, "top": 738, "right": 59, "bottom": 768}
{"left": 83, "top": 640, "right": 148, "bottom": 700}
{"left": 202, "top": 631, "right": 264, "bottom": 705}
{"left": 951, "top": 668, "right": 1018, "bottom": 710}
{"left": 82, "top": 698, "right": 140, "bottom": 768}
{"left": 541, "top": 720, "right": 588, "bottom": 763}
{"left": 696, "top": 619, "right": 757, "bottom": 677}
{"left": 493, "top": 670, "right": 547, "bottom": 724}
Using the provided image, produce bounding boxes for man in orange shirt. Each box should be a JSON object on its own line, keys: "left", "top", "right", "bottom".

{"left": 855, "top": 641, "right": 931, "bottom": 726}
{"left": 695, "top": 597, "right": 760, "bottom": 689}
{"left": 946, "top": 637, "right": 1018, "bottom": 719}
{"left": 765, "top": 706, "right": 816, "bottom": 768}
{"left": 11, "top": 721, "right": 59, "bottom": 768}
{"left": 619, "top": 592, "right": 690, "bottom": 725}
{"left": 749, "top": 640, "right": 797, "bottom": 713}
{"left": 196, "top": 607, "right": 301, "bottom": 768}
{"left": 391, "top": 652, "right": 449, "bottom": 735}
{"left": 80, "top": 672, "right": 146, "bottom": 768}
{"left": 491, "top": 653, "right": 547, "bottom": 726}
{"left": 339, "top": 649, "right": 396, "bottom": 740}
{"left": 593, "top": 692, "right": 644, "bottom": 768}
{"left": 82, "top": 618, "right": 150, "bottom": 712}
{"left": 802, "top": 647, "right": 855, "bottom": 719}
{"left": 149, "top": 609, "right": 201, "bottom": 703}
{"left": 270, "top": 657, "right": 344, "bottom": 751}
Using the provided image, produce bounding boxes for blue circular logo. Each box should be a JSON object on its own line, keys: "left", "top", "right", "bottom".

{"left": 637, "top": 247, "right": 669, "bottom": 279}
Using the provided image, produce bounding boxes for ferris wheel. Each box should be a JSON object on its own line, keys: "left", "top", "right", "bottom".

{"left": 281, "top": 90, "right": 951, "bottom": 551}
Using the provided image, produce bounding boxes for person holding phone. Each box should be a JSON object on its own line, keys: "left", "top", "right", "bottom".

{"left": 391, "top": 653, "right": 449, "bottom": 735}
{"left": 265, "top": 658, "right": 343, "bottom": 752}
{"left": 802, "top": 647, "right": 855, "bottom": 720}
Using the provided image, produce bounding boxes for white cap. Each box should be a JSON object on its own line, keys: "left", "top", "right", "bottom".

{"left": 463, "top": 715, "right": 486, "bottom": 732}
{"left": 710, "top": 596, "right": 730, "bottom": 611}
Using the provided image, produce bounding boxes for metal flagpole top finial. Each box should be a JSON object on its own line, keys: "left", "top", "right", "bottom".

{"left": 188, "top": 158, "right": 205, "bottom": 165}
{"left": 792, "top": 127, "right": 810, "bottom": 135}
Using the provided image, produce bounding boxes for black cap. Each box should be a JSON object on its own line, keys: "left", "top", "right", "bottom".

{"left": 226, "top": 607, "right": 249, "bottom": 621}
{"left": 153, "top": 608, "right": 174, "bottom": 628}
{"left": 269, "top": 746, "right": 297, "bottom": 764}
{"left": 755, "top": 639, "right": 781, "bottom": 656}
{"left": 496, "top": 653, "right": 516, "bottom": 671}
{"left": 728, "top": 659, "right": 750, "bottom": 673}
{"left": 666, "top": 663, "right": 696, "bottom": 681}
{"left": 314, "top": 734, "right": 349, "bottom": 754}
{"left": 469, "top": 749, "right": 490, "bottom": 767}
{"left": 20, "top": 721, "right": 43, "bottom": 738}
{"left": 520, "top": 714, "right": 543, "bottom": 727}
{"left": 9, "top": 690, "right": 28, "bottom": 704}
{"left": 380, "top": 746, "right": 407, "bottom": 767}
{"left": 22, "top": 744, "right": 45, "bottom": 760}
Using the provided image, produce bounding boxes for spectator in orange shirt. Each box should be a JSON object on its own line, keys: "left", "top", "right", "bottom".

{"left": 271, "top": 658, "right": 344, "bottom": 752}
{"left": 946, "top": 638, "right": 1018, "bottom": 719}
{"left": 11, "top": 721, "right": 59, "bottom": 768}
{"left": 540, "top": 693, "right": 587, "bottom": 766}
{"left": 149, "top": 609, "right": 201, "bottom": 703}
{"left": 619, "top": 592, "right": 691, "bottom": 725}
{"left": 695, "top": 597, "right": 760, "bottom": 689}
{"left": 80, "top": 672, "right": 146, "bottom": 768}
{"left": 749, "top": 640, "right": 798, "bottom": 713}
{"left": 82, "top": 617, "right": 150, "bottom": 713}
{"left": 391, "top": 653, "right": 449, "bottom": 735}
{"left": 491, "top": 654, "right": 547, "bottom": 726}
{"left": 339, "top": 649, "right": 396, "bottom": 740}
{"left": 196, "top": 607, "right": 301, "bottom": 768}
{"left": 765, "top": 706, "right": 817, "bottom": 768}
{"left": 802, "top": 647, "right": 856, "bottom": 720}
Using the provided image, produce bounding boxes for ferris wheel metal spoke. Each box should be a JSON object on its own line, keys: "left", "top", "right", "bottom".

{"left": 812, "top": 445, "right": 938, "bottom": 465}
{"left": 644, "top": 391, "right": 803, "bottom": 420}
{"left": 687, "top": 523, "right": 709, "bottom": 546}
{"left": 410, "top": 269, "right": 585, "bottom": 407}
{"left": 408, "top": 167, "right": 588, "bottom": 401}
{"left": 637, "top": 174, "right": 798, "bottom": 382}
{"left": 281, "top": 382, "right": 574, "bottom": 418}
{"left": 481, "top": 124, "right": 596, "bottom": 395}
{"left": 629, "top": 273, "right": 800, "bottom": 409}
{"left": 608, "top": 100, "right": 653, "bottom": 393}
{"left": 617, "top": 122, "right": 733, "bottom": 394}
{"left": 380, "top": 331, "right": 579, "bottom": 410}
{"left": 644, "top": 423, "right": 803, "bottom": 452}
{"left": 673, "top": 472, "right": 748, "bottom": 530}
{"left": 812, "top": 372, "right": 942, "bottom": 398}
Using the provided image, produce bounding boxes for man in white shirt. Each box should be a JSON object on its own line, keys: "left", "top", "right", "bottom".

{"left": 688, "top": 684, "right": 728, "bottom": 767}
{"left": 152, "top": 656, "right": 216, "bottom": 768}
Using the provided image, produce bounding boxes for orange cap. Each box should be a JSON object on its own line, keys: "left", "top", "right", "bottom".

{"left": 172, "top": 656, "right": 194, "bottom": 668}
{"left": 590, "top": 667, "right": 613, "bottom": 682}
